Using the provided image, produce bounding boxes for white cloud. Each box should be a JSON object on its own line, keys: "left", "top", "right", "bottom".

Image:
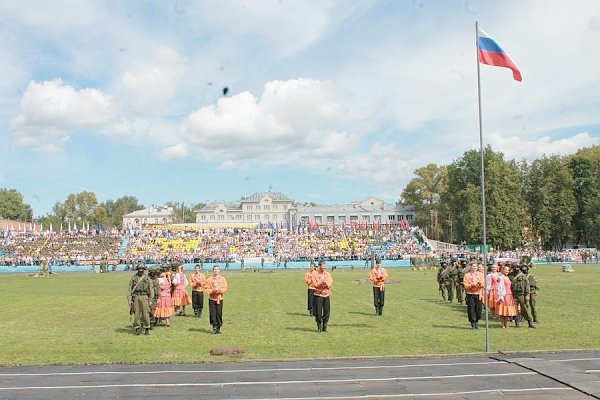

{"left": 489, "top": 131, "right": 600, "bottom": 161}
{"left": 159, "top": 143, "right": 189, "bottom": 160}
{"left": 336, "top": 143, "right": 412, "bottom": 185}
{"left": 182, "top": 78, "right": 356, "bottom": 162}
{"left": 119, "top": 47, "right": 187, "bottom": 115}
{"left": 11, "top": 79, "right": 115, "bottom": 148}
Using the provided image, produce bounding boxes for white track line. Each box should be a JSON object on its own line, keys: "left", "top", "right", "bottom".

{"left": 0, "top": 371, "right": 536, "bottom": 391}
{"left": 0, "top": 360, "right": 506, "bottom": 377}
{"left": 246, "top": 387, "right": 573, "bottom": 399}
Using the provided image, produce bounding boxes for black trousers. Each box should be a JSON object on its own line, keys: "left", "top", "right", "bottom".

{"left": 314, "top": 296, "right": 330, "bottom": 326}
{"left": 209, "top": 299, "right": 223, "bottom": 327}
{"left": 466, "top": 293, "right": 482, "bottom": 323}
{"left": 373, "top": 286, "right": 385, "bottom": 308}
{"left": 307, "top": 289, "right": 315, "bottom": 313}
{"left": 192, "top": 290, "right": 204, "bottom": 312}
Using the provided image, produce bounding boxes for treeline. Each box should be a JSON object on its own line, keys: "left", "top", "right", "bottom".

{"left": 0, "top": 190, "right": 202, "bottom": 230}
{"left": 401, "top": 145, "right": 600, "bottom": 251}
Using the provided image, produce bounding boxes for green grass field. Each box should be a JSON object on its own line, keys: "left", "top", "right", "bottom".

{"left": 0, "top": 265, "right": 598, "bottom": 366}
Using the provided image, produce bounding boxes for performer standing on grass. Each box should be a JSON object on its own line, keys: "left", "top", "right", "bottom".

{"left": 154, "top": 270, "right": 175, "bottom": 327}
{"left": 370, "top": 259, "right": 388, "bottom": 316}
{"left": 189, "top": 264, "right": 206, "bottom": 319}
{"left": 304, "top": 262, "right": 317, "bottom": 316}
{"left": 311, "top": 260, "right": 333, "bottom": 332}
{"left": 496, "top": 265, "right": 517, "bottom": 328}
{"left": 205, "top": 265, "right": 228, "bottom": 334}
{"left": 127, "top": 264, "right": 154, "bottom": 336}
{"left": 172, "top": 264, "right": 191, "bottom": 316}
{"left": 463, "top": 263, "right": 484, "bottom": 329}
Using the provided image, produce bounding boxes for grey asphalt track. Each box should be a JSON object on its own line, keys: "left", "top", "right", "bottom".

{"left": 0, "top": 351, "right": 598, "bottom": 399}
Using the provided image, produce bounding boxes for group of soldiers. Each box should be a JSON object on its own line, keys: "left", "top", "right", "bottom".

{"left": 127, "top": 262, "right": 228, "bottom": 336}
{"left": 436, "top": 256, "right": 539, "bottom": 328}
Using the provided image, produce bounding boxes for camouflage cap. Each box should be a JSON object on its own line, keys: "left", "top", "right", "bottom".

{"left": 135, "top": 264, "right": 147, "bottom": 270}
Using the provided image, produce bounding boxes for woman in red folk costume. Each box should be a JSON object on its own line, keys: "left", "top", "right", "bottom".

{"left": 154, "top": 271, "right": 175, "bottom": 327}
{"left": 495, "top": 265, "right": 518, "bottom": 328}
{"left": 171, "top": 264, "right": 192, "bottom": 316}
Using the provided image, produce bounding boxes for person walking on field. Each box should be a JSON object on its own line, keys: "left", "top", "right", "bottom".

{"left": 463, "top": 263, "right": 484, "bottom": 329}
{"left": 189, "top": 264, "right": 206, "bottom": 319}
{"left": 304, "top": 262, "right": 317, "bottom": 316}
{"left": 127, "top": 264, "right": 154, "bottom": 335}
{"left": 206, "top": 265, "right": 228, "bottom": 334}
{"left": 311, "top": 260, "right": 333, "bottom": 332}
{"left": 370, "top": 259, "right": 388, "bottom": 316}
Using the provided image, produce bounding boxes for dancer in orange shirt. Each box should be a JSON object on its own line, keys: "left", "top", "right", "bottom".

{"left": 369, "top": 259, "right": 388, "bottom": 316}
{"left": 463, "top": 263, "right": 484, "bottom": 329}
{"left": 304, "top": 262, "right": 318, "bottom": 316}
{"left": 205, "top": 265, "right": 228, "bottom": 334}
{"left": 189, "top": 264, "right": 206, "bottom": 319}
{"left": 311, "top": 260, "right": 333, "bottom": 332}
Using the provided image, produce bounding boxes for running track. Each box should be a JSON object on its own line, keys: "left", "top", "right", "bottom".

{"left": 0, "top": 351, "right": 598, "bottom": 399}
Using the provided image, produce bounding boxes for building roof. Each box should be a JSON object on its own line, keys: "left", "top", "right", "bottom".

{"left": 243, "top": 192, "right": 292, "bottom": 202}
{"left": 199, "top": 202, "right": 242, "bottom": 212}
{"left": 123, "top": 206, "right": 174, "bottom": 218}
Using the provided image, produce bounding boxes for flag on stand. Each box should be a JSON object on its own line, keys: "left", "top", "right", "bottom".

{"left": 477, "top": 28, "right": 522, "bottom": 82}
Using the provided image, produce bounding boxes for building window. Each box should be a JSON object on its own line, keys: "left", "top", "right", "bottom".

{"left": 407, "top": 215, "right": 413, "bottom": 221}
{"left": 338, "top": 216, "right": 346, "bottom": 224}
{"left": 362, "top": 215, "right": 370, "bottom": 222}
{"left": 315, "top": 216, "right": 322, "bottom": 224}
{"left": 201, "top": 215, "right": 206, "bottom": 220}
{"left": 374, "top": 215, "right": 381, "bottom": 221}
{"left": 301, "top": 216, "right": 309, "bottom": 224}
{"left": 327, "top": 216, "right": 334, "bottom": 223}
{"left": 255, "top": 214, "right": 260, "bottom": 220}
{"left": 218, "top": 215, "right": 224, "bottom": 220}
{"left": 388, "top": 215, "right": 396, "bottom": 221}
{"left": 273, "top": 205, "right": 278, "bottom": 210}
{"left": 264, "top": 205, "right": 270, "bottom": 210}
{"left": 246, "top": 215, "right": 252, "bottom": 221}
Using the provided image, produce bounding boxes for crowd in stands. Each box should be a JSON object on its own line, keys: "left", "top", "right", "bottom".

{"left": 1, "top": 227, "right": 428, "bottom": 266}
{"left": 1, "top": 225, "right": 598, "bottom": 267}
{"left": 0, "top": 230, "right": 122, "bottom": 266}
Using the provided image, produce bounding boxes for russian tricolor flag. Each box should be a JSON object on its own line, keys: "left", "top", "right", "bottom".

{"left": 478, "top": 28, "right": 522, "bottom": 82}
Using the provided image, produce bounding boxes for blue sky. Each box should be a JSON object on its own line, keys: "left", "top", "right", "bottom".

{"left": 1, "top": 0, "right": 599, "bottom": 217}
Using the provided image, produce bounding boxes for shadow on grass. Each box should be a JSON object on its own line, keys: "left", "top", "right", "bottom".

{"left": 431, "top": 324, "right": 478, "bottom": 330}
{"left": 287, "top": 312, "right": 312, "bottom": 317}
{"left": 330, "top": 323, "right": 372, "bottom": 328}
{"left": 348, "top": 311, "right": 375, "bottom": 316}
{"left": 115, "top": 327, "right": 134, "bottom": 334}
{"left": 285, "top": 327, "right": 318, "bottom": 332}
{"left": 189, "top": 327, "right": 214, "bottom": 334}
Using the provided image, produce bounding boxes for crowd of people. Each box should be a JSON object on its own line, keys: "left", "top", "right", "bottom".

{"left": 128, "top": 262, "right": 228, "bottom": 336}
{"left": 0, "top": 226, "right": 429, "bottom": 266}
{"left": 436, "top": 256, "right": 538, "bottom": 329}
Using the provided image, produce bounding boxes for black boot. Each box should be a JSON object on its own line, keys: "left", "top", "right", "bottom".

{"left": 528, "top": 320, "right": 536, "bottom": 329}
{"left": 216, "top": 326, "right": 221, "bottom": 334}
{"left": 134, "top": 327, "right": 141, "bottom": 335}
{"left": 322, "top": 323, "right": 327, "bottom": 332}
{"left": 144, "top": 328, "right": 150, "bottom": 335}
{"left": 213, "top": 325, "right": 219, "bottom": 334}
{"left": 317, "top": 322, "right": 322, "bottom": 332}
{"left": 379, "top": 307, "right": 383, "bottom": 316}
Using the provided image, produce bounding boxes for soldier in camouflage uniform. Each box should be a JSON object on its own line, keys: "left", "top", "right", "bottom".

{"left": 437, "top": 260, "right": 448, "bottom": 301}
{"left": 511, "top": 264, "right": 536, "bottom": 328}
{"left": 148, "top": 266, "right": 161, "bottom": 328}
{"left": 127, "top": 264, "right": 154, "bottom": 335}
{"left": 440, "top": 261, "right": 457, "bottom": 302}
{"left": 522, "top": 264, "right": 539, "bottom": 323}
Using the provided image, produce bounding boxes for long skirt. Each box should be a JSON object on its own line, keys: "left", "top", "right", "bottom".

{"left": 495, "top": 294, "right": 517, "bottom": 317}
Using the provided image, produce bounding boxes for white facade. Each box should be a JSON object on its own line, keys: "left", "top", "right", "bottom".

{"left": 194, "top": 192, "right": 293, "bottom": 228}
{"left": 122, "top": 206, "right": 175, "bottom": 229}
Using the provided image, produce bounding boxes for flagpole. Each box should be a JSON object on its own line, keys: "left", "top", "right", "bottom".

{"left": 475, "top": 21, "right": 490, "bottom": 353}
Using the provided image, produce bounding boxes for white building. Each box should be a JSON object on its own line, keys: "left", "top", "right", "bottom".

{"left": 195, "top": 192, "right": 293, "bottom": 228}
{"left": 288, "top": 197, "right": 415, "bottom": 230}
{"left": 193, "top": 193, "right": 415, "bottom": 230}
{"left": 122, "top": 205, "right": 175, "bottom": 229}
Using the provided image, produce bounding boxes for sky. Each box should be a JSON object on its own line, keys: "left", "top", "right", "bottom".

{"left": 1, "top": 0, "right": 599, "bottom": 217}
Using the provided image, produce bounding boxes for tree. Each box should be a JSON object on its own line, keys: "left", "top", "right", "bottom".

{"left": 401, "top": 164, "right": 448, "bottom": 241}
{"left": 55, "top": 192, "right": 99, "bottom": 226}
{"left": 525, "top": 156, "right": 576, "bottom": 250}
{"left": 0, "top": 188, "right": 33, "bottom": 221}
{"left": 101, "top": 196, "right": 144, "bottom": 228}
{"left": 445, "top": 147, "right": 525, "bottom": 250}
